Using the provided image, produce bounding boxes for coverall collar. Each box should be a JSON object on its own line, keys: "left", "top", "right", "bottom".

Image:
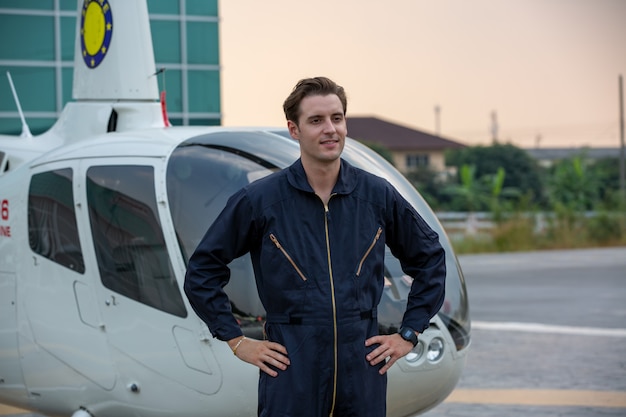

{"left": 287, "top": 158, "right": 358, "bottom": 196}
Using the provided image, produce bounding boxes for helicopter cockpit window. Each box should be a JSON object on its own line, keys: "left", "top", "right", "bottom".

{"left": 167, "top": 144, "right": 276, "bottom": 262}
{"left": 167, "top": 143, "right": 277, "bottom": 338}
{"left": 87, "top": 165, "right": 187, "bottom": 318}
{"left": 28, "top": 168, "right": 85, "bottom": 273}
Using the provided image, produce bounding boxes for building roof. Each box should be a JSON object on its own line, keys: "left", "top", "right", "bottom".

{"left": 525, "top": 147, "right": 622, "bottom": 161}
{"left": 346, "top": 116, "right": 466, "bottom": 151}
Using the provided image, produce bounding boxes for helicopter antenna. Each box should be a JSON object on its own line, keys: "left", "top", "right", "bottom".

{"left": 6, "top": 71, "right": 32, "bottom": 138}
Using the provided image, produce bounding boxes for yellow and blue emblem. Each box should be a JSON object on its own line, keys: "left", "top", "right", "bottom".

{"left": 80, "top": 0, "right": 113, "bottom": 68}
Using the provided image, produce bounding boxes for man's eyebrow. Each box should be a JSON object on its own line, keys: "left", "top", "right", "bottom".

{"left": 306, "top": 112, "right": 344, "bottom": 120}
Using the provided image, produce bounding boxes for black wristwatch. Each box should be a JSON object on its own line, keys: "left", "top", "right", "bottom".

{"left": 399, "top": 327, "right": 419, "bottom": 347}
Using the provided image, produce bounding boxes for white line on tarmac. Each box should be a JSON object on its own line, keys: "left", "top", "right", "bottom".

{"left": 472, "top": 321, "right": 626, "bottom": 337}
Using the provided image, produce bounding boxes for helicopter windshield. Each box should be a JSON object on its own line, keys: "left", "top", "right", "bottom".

{"left": 166, "top": 130, "right": 470, "bottom": 350}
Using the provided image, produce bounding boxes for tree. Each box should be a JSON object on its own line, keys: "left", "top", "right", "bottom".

{"left": 440, "top": 163, "right": 520, "bottom": 214}
{"left": 405, "top": 166, "right": 451, "bottom": 209}
{"left": 446, "top": 143, "right": 545, "bottom": 207}
{"left": 360, "top": 141, "right": 395, "bottom": 166}
{"left": 547, "top": 155, "right": 600, "bottom": 211}
{"left": 592, "top": 157, "right": 622, "bottom": 208}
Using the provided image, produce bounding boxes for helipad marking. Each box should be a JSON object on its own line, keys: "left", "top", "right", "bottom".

{"left": 446, "top": 389, "right": 626, "bottom": 408}
{"left": 0, "top": 404, "right": 28, "bottom": 415}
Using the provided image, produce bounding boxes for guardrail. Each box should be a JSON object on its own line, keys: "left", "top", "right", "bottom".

{"left": 435, "top": 211, "right": 603, "bottom": 239}
{"left": 435, "top": 212, "right": 495, "bottom": 238}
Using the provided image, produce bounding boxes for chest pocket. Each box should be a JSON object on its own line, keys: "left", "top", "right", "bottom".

{"left": 269, "top": 233, "right": 308, "bottom": 282}
{"left": 355, "top": 226, "right": 383, "bottom": 277}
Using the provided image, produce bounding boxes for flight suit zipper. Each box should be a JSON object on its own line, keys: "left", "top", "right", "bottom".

{"left": 324, "top": 194, "right": 339, "bottom": 417}
{"left": 356, "top": 226, "right": 383, "bottom": 276}
{"left": 269, "top": 234, "right": 308, "bottom": 281}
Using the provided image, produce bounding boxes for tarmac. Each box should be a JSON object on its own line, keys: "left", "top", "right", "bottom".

{"left": 2, "top": 247, "right": 625, "bottom": 417}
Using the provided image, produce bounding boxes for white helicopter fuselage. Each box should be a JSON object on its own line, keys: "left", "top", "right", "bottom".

{"left": 0, "top": 1, "right": 470, "bottom": 416}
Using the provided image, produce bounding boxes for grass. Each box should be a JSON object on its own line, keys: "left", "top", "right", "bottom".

{"left": 448, "top": 212, "right": 626, "bottom": 254}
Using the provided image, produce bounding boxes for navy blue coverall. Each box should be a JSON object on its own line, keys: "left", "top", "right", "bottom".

{"left": 184, "top": 158, "right": 446, "bottom": 417}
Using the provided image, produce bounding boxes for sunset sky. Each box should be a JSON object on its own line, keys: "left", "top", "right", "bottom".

{"left": 218, "top": 0, "right": 626, "bottom": 149}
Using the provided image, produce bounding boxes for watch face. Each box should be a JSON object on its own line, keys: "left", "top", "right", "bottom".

{"left": 400, "top": 327, "right": 417, "bottom": 344}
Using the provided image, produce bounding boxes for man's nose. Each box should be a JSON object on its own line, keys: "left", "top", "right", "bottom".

{"left": 322, "top": 118, "right": 336, "bottom": 133}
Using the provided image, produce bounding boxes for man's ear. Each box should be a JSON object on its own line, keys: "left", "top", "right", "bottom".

{"left": 287, "top": 120, "right": 299, "bottom": 140}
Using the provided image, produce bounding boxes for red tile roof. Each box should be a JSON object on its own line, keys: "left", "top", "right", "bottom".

{"left": 346, "top": 116, "right": 466, "bottom": 150}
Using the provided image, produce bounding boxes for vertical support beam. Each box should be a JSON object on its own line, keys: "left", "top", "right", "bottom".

{"left": 619, "top": 74, "right": 626, "bottom": 200}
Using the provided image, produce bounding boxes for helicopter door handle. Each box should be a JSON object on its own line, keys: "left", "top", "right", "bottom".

{"left": 105, "top": 296, "right": 117, "bottom": 306}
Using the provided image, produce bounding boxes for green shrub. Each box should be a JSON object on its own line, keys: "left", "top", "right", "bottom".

{"left": 586, "top": 213, "right": 623, "bottom": 244}
{"left": 450, "top": 211, "right": 626, "bottom": 254}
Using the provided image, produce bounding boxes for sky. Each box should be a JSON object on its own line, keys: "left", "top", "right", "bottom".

{"left": 218, "top": 0, "right": 626, "bottom": 149}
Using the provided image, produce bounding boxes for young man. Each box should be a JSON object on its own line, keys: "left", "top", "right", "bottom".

{"left": 184, "top": 76, "right": 446, "bottom": 417}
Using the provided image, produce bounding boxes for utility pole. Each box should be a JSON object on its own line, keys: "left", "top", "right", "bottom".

{"left": 434, "top": 104, "right": 441, "bottom": 136}
{"left": 490, "top": 111, "right": 499, "bottom": 143}
{"left": 619, "top": 74, "right": 626, "bottom": 200}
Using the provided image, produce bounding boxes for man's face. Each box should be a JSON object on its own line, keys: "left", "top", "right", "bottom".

{"left": 288, "top": 94, "right": 347, "bottom": 166}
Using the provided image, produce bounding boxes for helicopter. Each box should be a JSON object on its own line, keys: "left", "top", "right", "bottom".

{"left": 0, "top": 1, "right": 470, "bottom": 416}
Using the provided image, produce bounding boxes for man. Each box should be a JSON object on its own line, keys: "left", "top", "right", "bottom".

{"left": 184, "top": 76, "right": 446, "bottom": 417}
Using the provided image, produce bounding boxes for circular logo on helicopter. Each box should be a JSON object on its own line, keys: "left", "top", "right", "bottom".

{"left": 80, "top": 0, "right": 113, "bottom": 68}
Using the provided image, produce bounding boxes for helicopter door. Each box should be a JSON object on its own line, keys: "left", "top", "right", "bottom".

{"left": 21, "top": 164, "right": 116, "bottom": 390}
{"left": 78, "top": 159, "right": 222, "bottom": 395}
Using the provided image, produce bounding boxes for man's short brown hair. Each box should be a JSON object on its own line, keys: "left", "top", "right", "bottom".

{"left": 283, "top": 77, "right": 347, "bottom": 125}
